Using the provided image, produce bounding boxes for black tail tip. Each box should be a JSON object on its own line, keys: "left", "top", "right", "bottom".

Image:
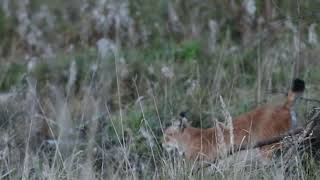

{"left": 179, "top": 111, "right": 187, "bottom": 118}
{"left": 292, "top": 78, "right": 305, "bottom": 92}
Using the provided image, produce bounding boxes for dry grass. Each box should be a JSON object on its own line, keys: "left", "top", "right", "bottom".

{"left": 0, "top": 53, "right": 319, "bottom": 179}
{"left": 1, "top": 0, "right": 320, "bottom": 179}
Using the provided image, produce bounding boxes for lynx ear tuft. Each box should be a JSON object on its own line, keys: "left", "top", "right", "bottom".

{"left": 178, "top": 112, "right": 189, "bottom": 131}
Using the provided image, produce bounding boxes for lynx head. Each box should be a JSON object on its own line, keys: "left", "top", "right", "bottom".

{"left": 162, "top": 112, "right": 190, "bottom": 152}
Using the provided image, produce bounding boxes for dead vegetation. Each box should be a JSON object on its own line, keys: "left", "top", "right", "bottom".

{"left": 0, "top": 0, "right": 320, "bottom": 179}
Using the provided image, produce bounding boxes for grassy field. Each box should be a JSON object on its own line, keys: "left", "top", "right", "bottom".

{"left": 0, "top": 0, "right": 320, "bottom": 179}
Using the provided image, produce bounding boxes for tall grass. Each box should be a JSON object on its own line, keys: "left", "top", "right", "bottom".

{"left": 0, "top": 0, "right": 320, "bottom": 179}
{"left": 0, "top": 42, "right": 319, "bottom": 179}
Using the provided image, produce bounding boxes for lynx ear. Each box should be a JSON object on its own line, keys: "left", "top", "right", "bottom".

{"left": 178, "top": 112, "right": 189, "bottom": 131}
{"left": 171, "top": 112, "right": 190, "bottom": 131}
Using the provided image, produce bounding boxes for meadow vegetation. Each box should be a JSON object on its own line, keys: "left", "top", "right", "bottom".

{"left": 0, "top": 0, "right": 320, "bottom": 179}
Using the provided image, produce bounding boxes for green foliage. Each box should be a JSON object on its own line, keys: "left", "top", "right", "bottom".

{"left": 241, "top": 48, "right": 258, "bottom": 75}
{"left": 32, "top": 62, "right": 51, "bottom": 83}
{"left": 174, "top": 40, "right": 201, "bottom": 61}
{"left": 307, "top": 66, "right": 320, "bottom": 82}
{"left": 302, "top": 153, "right": 318, "bottom": 180}
{"left": 0, "top": 64, "right": 26, "bottom": 91}
{"left": 0, "top": 8, "right": 5, "bottom": 40}
{"left": 127, "top": 108, "right": 144, "bottom": 134}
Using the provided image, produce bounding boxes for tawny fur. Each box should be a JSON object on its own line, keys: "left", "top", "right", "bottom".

{"left": 162, "top": 84, "right": 304, "bottom": 161}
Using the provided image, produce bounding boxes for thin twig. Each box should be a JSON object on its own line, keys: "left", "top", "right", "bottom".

{"left": 228, "top": 128, "right": 304, "bottom": 156}
{"left": 283, "top": 108, "right": 320, "bottom": 163}
{"left": 301, "top": 97, "right": 320, "bottom": 104}
{"left": 1, "top": 168, "right": 15, "bottom": 179}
